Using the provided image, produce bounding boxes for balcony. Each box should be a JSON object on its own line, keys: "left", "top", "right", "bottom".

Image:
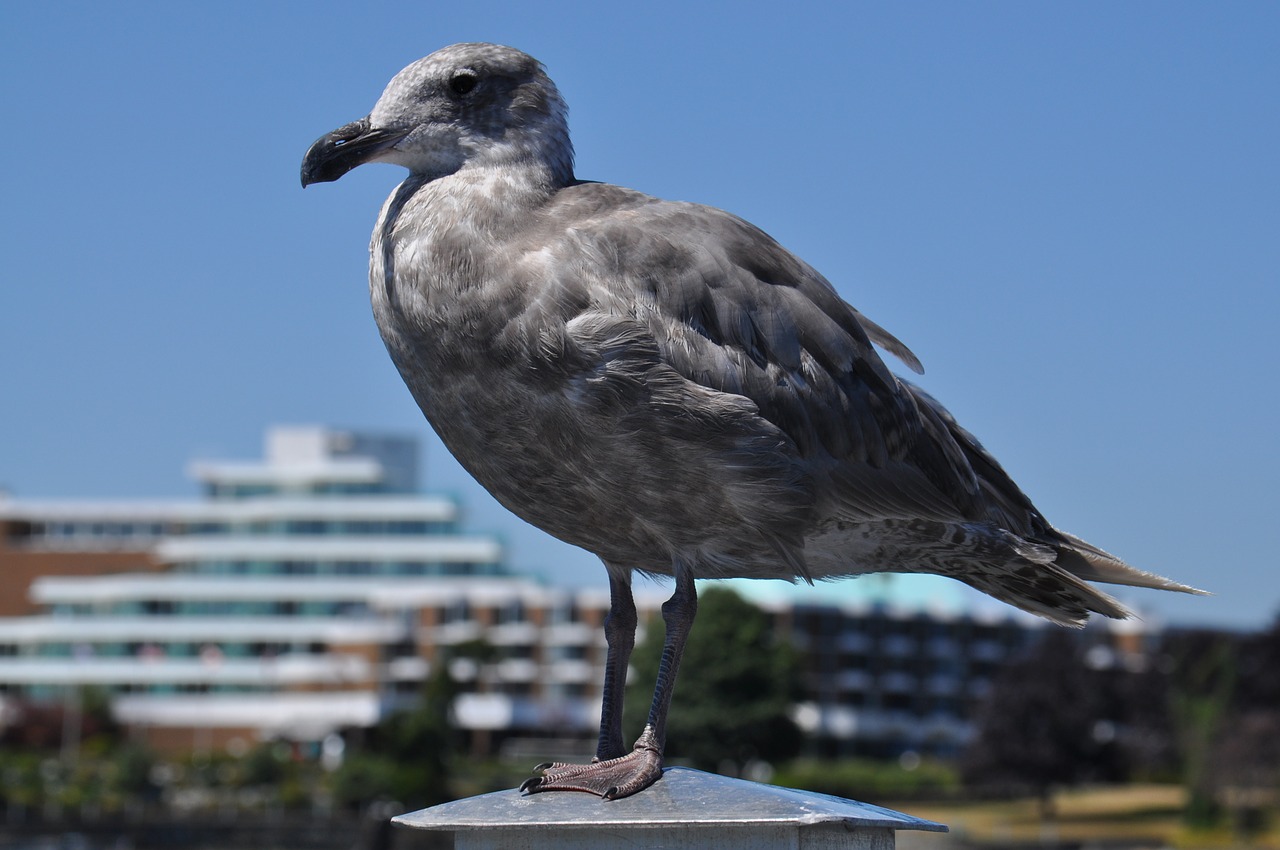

{"left": 0, "top": 652, "right": 372, "bottom": 686}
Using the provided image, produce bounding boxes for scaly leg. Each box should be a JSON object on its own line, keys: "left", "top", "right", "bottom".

{"left": 595, "top": 566, "right": 636, "bottom": 761}
{"left": 522, "top": 563, "right": 698, "bottom": 799}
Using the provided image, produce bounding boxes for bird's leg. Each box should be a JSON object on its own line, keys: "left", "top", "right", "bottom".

{"left": 522, "top": 563, "right": 698, "bottom": 799}
{"left": 640, "top": 562, "right": 697, "bottom": 752}
{"left": 595, "top": 567, "right": 636, "bottom": 762}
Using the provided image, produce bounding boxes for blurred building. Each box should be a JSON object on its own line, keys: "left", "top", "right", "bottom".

{"left": 0, "top": 426, "right": 665, "bottom": 755}
{"left": 0, "top": 426, "right": 1159, "bottom": 760}
{"left": 773, "top": 601, "right": 1040, "bottom": 758}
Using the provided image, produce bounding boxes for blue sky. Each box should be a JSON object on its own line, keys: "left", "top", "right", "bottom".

{"left": 2, "top": 2, "right": 1276, "bottom": 629}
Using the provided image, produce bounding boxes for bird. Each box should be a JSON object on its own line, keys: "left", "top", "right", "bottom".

{"left": 301, "top": 42, "right": 1201, "bottom": 800}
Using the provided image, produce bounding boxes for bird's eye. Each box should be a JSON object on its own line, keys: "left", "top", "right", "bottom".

{"left": 449, "top": 71, "right": 479, "bottom": 98}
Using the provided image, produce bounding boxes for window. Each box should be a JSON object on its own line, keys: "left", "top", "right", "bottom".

{"left": 442, "top": 600, "right": 471, "bottom": 624}
{"left": 548, "top": 601, "right": 579, "bottom": 625}
{"left": 498, "top": 600, "right": 526, "bottom": 625}
{"left": 286, "top": 520, "right": 326, "bottom": 535}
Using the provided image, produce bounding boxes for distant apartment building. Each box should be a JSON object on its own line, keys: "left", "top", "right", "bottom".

{"left": 0, "top": 426, "right": 667, "bottom": 754}
{"left": 0, "top": 426, "right": 1156, "bottom": 760}
{"left": 743, "top": 582, "right": 1158, "bottom": 759}
{"left": 772, "top": 599, "right": 1039, "bottom": 758}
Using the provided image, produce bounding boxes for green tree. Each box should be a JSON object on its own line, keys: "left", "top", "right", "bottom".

{"left": 1166, "top": 629, "right": 1237, "bottom": 827}
{"left": 1198, "top": 618, "right": 1280, "bottom": 837}
{"left": 961, "top": 631, "right": 1116, "bottom": 817}
{"left": 334, "top": 660, "right": 460, "bottom": 809}
{"left": 625, "top": 585, "right": 802, "bottom": 772}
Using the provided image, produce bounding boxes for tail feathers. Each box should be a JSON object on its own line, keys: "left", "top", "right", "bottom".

{"left": 1054, "top": 530, "right": 1208, "bottom": 595}
{"left": 958, "top": 560, "right": 1133, "bottom": 628}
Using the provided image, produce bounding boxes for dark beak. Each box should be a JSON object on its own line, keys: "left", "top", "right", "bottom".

{"left": 300, "top": 117, "right": 410, "bottom": 187}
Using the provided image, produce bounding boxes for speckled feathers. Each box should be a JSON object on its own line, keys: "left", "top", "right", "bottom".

{"left": 304, "top": 43, "right": 1202, "bottom": 630}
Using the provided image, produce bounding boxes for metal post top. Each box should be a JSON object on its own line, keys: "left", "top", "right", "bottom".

{"left": 393, "top": 767, "right": 947, "bottom": 834}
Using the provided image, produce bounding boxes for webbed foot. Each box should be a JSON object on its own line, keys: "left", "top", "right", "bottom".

{"left": 520, "top": 736, "right": 662, "bottom": 800}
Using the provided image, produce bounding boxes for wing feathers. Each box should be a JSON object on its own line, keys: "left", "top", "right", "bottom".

{"left": 1054, "top": 531, "right": 1208, "bottom": 595}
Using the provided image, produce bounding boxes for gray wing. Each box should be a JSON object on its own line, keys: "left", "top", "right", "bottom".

{"left": 533, "top": 183, "right": 1014, "bottom": 529}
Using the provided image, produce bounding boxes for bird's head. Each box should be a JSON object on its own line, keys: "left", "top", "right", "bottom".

{"left": 301, "top": 43, "right": 573, "bottom": 187}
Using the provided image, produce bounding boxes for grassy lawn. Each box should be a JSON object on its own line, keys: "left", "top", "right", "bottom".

{"left": 886, "top": 785, "right": 1280, "bottom": 849}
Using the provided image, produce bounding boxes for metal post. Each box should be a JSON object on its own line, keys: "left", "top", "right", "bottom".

{"left": 394, "top": 767, "right": 946, "bottom": 849}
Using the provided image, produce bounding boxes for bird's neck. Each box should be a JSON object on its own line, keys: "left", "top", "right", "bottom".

{"left": 396, "top": 162, "right": 562, "bottom": 249}
{"left": 371, "top": 162, "right": 561, "bottom": 313}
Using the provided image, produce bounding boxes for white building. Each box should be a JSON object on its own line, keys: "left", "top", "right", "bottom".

{"left": 0, "top": 426, "right": 661, "bottom": 754}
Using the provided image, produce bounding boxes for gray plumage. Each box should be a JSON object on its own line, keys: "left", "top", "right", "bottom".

{"left": 303, "top": 43, "right": 1200, "bottom": 798}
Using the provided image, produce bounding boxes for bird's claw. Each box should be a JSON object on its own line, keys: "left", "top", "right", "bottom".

{"left": 519, "top": 746, "right": 662, "bottom": 799}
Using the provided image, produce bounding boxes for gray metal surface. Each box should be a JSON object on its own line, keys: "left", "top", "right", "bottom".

{"left": 393, "top": 767, "right": 947, "bottom": 832}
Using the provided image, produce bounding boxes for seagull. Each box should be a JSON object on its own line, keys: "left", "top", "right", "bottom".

{"left": 302, "top": 42, "right": 1201, "bottom": 800}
